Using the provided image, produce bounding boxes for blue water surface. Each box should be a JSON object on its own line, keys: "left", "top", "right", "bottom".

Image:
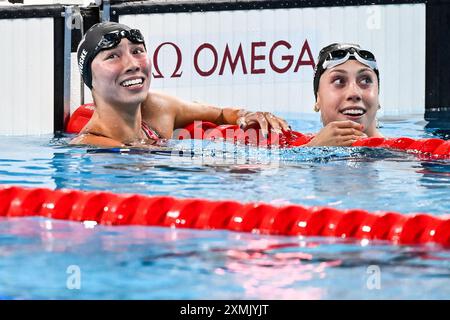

{"left": 0, "top": 113, "right": 449, "bottom": 299}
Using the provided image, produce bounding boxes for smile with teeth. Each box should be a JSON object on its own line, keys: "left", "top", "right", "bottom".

{"left": 341, "top": 108, "right": 366, "bottom": 116}
{"left": 120, "top": 78, "right": 144, "bottom": 87}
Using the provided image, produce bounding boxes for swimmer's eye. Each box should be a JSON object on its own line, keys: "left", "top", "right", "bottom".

{"left": 331, "top": 77, "right": 346, "bottom": 86}
{"left": 132, "top": 47, "right": 146, "bottom": 55}
{"left": 359, "top": 75, "right": 374, "bottom": 86}
{"left": 105, "top": 53, "right": 119, "bottom": 60}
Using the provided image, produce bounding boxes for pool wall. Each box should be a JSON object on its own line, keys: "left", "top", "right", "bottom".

{"left": 1, "top": 0, "right": 449, "bottom": 135}
{"left": 0, "top": 13, "right": 56, "bottom": 135}
{"left": 116, "top": 3, "right": 425, "bottom": 117}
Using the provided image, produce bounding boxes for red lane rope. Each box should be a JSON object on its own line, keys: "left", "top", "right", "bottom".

{"left": 1, "top": 185, "right": 450, "bottom": 246}
{"left": 66, "top": 104, "right": 450, "bottom": 158}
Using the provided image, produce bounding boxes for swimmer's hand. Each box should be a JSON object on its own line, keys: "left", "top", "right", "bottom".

{"left": 305, "top": 120, "right": 367, "bottom": 147}
{"left": 236, "top": 110, "right": 291, "bottom": 138}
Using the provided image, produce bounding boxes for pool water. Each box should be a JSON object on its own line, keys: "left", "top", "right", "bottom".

{"left": 0, "top": 113, "right": 449, "bottom": 299}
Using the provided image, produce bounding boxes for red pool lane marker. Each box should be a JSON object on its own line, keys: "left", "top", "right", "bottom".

{"left": 334, "top": 209, "right": 373, "bottom": 239}
{"left": 66, "top": 104, "right": 450, "bottom": 158}
{"left": 1, "top": 185, "right": 450, "bottom": 247}
{"left": 65, "top": 103, "right": 96, "bottom": 134}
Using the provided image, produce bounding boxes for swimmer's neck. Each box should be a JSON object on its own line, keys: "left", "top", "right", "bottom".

{"left": 87, "top": 97, "right": 146, "bottom": 142}
{"left": 366, "top": 125, "right": 383, "bottom": 138}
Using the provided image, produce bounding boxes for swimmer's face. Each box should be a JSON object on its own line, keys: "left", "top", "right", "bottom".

{"left": 316, "top": 60, "right": 379, "bottom": 135}
{"left": 90, "top": 38, "right": 151, "bottom": 106}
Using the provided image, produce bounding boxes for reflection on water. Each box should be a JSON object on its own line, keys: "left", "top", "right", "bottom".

{"left": 0, "top": 114, "right": 449, "bottom": 299}
{"left": 1, "top": 217, "right": 450, "bottom": 299}
{"left": 0, "top": 132, "right": 449, "bottom": 214}
{"left": 425, "top": 110, "right": 450, "bottom": 140}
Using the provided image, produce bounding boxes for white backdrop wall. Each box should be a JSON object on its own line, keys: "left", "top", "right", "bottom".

{"left": 0, "top": 18, "right": 54, "bottom": 135}
{"left": 112, "top": 4, "right": 426, "bottom": 117}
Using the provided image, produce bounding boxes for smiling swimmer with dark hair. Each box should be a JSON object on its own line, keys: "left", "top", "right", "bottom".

{"left": 70, "top": 22, "right": 291, "bottom": 147}
{"left": 305, "top": 43, "right": 383, "bottom": 147}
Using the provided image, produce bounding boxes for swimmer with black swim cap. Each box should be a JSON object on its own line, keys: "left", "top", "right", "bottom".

{"left": 70, "top": 22, "right": 291, "bottom": 147}
{"left": 306, "top": 43, "right": 383, "bottom": 147}
{"left": 77, "top": 22, "right": 147, "bottom": 90}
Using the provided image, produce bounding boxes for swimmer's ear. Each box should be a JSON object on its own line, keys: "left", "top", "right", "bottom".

{"left": 314, "top": 96, "right": 322, "bottom": 112}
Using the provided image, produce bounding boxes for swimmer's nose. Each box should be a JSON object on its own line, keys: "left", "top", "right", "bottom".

{"left": 123, "top": 52, "right": 141, "bottom": 73}
{"left": 346, "top": 81, "right": 362, "bottom": 102}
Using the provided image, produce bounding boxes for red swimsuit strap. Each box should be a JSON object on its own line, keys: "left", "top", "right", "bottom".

{"left": 141, "top": 121, "right": 160, "bottom": 140}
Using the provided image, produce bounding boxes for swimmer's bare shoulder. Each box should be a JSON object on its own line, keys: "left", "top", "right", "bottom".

{"left": 142, "top": 90, "right": 180, "bottom": 139}
{"left": 144, "top": 90, "right": 181, "bottom": 114}
{"left": 143, "top": 90, "right": 182, "bottom": 121}
{"left": 70, "top": 133, "right": 124, "bottom": 147}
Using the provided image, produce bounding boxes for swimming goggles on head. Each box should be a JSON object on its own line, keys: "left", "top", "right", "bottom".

{"left": 321, "top": 47, "right": 378, "bottom": 71}
{"left": 95, "top": 29, "right": 146, "bottom": 51}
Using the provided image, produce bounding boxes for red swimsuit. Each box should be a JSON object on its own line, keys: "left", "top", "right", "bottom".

{"left": 141, "top": 121, "right": 160, "bottom": 140}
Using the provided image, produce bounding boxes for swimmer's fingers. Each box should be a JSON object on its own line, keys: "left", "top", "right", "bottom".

{"left": 264, "top": 113, "right": 282, "bottom": 134}
{"left": 337, "top": 127, "right": 367, "bottom": 138}
{"left": 321, "top": 122, "right": 364, "bottom": 139}
{"left": 339, "top": 141, "right": 357, "bottom": 147}
{"left": 241, "top": 112, "right": 270, "bottom": 138}
{"left": 309, "top": 123, "right": 366, "bottom": 146}
{"left": 324, "top": 136, "right": 359, "bottom": 147}
{"left": 332, "top": 120, "right": 365, "bottom": 131}
{"left": 236, "top": 116, "right": 247, "bottom": 128}
{"left": 340, "top": 136, "right": 362, "bottom": 146}
{"left": 248, "top": 112, "right": 291, "bottom": 136}
{"left": 264, "top": 112, "right": 291, "bottom": 133}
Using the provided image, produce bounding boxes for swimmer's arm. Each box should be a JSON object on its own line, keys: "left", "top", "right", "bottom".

{"left": 167, "top": 95, "right": 290, "bottom": 131}
{"left": 145, "top": 91, "right": 291, "bottom": 136}
{"left": 147, "top": 91, "right": 265, "bottom": 127}
{"left": 173, "top": 96, "right": 243, "bottom": 128}
{"left": 69, "top": 134, "right": 125, "bottom": 147}
{"left": 180, "top": 103, "right": 293, "bottom": 137}
{"left": 143, "top": 91, "right": 231, "bottom": 128}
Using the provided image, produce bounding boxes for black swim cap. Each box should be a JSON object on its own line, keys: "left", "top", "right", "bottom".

{"left": 77, "top": 22, "right": 145, "bottom": 89}
{"left": 313, "top": 43, "right": 380, "bottom": 100}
